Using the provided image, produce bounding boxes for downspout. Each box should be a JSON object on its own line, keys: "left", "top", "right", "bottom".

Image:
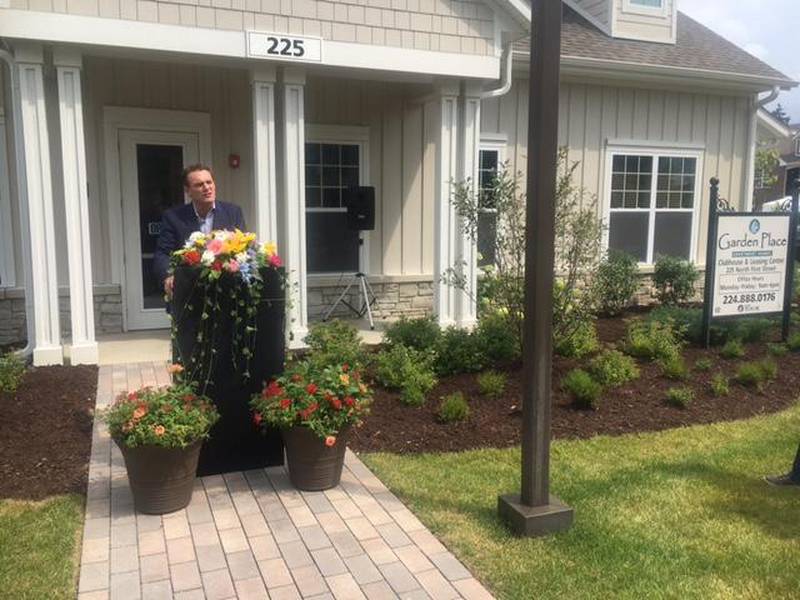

{"left": 0, "top": 43, "right": 35, "bottom": 359}
{"left": 480, "top": 41, "right": 514, "bottom": 99}
{"left": 746, "top": 86, "right": 783, "bottom": 211}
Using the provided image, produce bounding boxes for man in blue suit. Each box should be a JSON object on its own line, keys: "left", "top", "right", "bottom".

{"left": 153, "top": 164, "right": 247, "bottom": 298}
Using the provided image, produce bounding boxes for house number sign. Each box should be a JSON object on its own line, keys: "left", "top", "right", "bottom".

{"left": 246, "top": 32, "right": 323, "bottom": 62}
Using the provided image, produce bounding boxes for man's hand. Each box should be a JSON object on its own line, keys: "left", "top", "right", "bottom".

{"left": 164, "top": 276, "right": 175, "bottom": 299}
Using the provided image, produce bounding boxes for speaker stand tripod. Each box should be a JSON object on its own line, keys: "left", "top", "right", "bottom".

{"left": 322, "top": 272, "right": 377, "bottom": 330}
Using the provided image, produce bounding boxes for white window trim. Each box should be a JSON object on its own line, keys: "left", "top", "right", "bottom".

{"left": 477, "top": 137, "right": 507, "bottom": 270}
{"left": 622, "top": 0, "right": 668, "bottom": 17}
{"left": 602, "top": 144, "right": 705, "bottom": 265}
{"left": 305, "top": 125, "right": 370, "bottom": 278}
{"left": 795, "top": 137, "right": 800, "bottom": 158}
{"left": 0, "top": 111, "right": 15, "bottom": 287}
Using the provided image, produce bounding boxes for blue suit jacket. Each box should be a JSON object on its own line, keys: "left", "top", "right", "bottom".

{"left": 153, "top": 201, "right": 247, "bottom": 285}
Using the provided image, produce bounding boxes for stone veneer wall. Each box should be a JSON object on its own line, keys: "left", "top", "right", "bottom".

{"left": 0, "top": 284, "right": 124, "bottom": 347}
{"left": 307, "top": 278, "right": 434, "bottom": 321}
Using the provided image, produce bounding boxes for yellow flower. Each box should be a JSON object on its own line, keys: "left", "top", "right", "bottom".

{"left": 167, "top": 363, "right": 184, "bottom": 375}
{"left": 262, "top": 242, "right": 277, "bottom": 258}
{"left": 340, "top": 373, "right": 350, "bottom": 385}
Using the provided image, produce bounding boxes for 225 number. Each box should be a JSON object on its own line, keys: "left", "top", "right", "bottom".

{"left": 265, "top": 37, "right": 305, "bottom": 57}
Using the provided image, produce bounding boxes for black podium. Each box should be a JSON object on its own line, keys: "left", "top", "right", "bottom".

{"left": 172, "top": 266, "right": 286, "bottom": 475}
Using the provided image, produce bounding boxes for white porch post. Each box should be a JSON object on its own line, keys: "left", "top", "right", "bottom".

{"left": 251, "top": 65, "right": 278, "bottom": 243}
{"left": 54, "top": 48, "right": 98, "bottom": 365}
{"left": 280, "top": 67, "right": 308, "bottom": 347}
{"left": 16, "top": 43, "right": 62, "bottom": 365}
{"left": 455, "top": 83, "right": 481, "bottom": 329}
{"left": 434, "top": 82, "right": 459, "bottom": 327}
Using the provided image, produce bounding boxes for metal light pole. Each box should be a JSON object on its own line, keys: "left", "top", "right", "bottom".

{"left": 497, "top": 0, "right": 574, "bottom": 537}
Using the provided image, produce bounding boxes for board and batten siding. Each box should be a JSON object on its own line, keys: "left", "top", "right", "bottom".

{"left": 45, "top": 56, "right": 436, "bottom": 288}
{"left": 613, "top": 0, "right": 676, "bottom": 44}
{"left": 481, "top": 78, "right": 755, "bottom": 264}
{"left": 6, "top": 0, "right": 496, "bottom": 56}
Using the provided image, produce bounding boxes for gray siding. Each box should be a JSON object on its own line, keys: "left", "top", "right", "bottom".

{"left": 481, "top": 77, "right": 755, "bottom": 263}
{"left": 569, "top": 0, "right": 610, "bottom": 29}
{"left": 8, "top": 0, "right": 496, "bottom": 55}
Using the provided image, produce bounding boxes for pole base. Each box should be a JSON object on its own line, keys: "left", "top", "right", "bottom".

{"left": 498, "top": 493, "right": 574, "bottom": 537}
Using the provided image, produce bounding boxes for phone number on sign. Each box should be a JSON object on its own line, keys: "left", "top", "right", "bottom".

{"left": 722, "top": 292, "right": 777, "bottom": 305}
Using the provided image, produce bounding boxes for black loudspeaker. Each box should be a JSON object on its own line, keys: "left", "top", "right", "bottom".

{"left": 344, "top": 186, "right": 375, "bottom": 231}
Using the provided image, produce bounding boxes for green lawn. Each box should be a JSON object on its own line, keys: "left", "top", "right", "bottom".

{"left": 363, "top": 404, "right": 800, "bottom": 600}
{"left": 0, "top": 495, "right": 84, "bottom": 599}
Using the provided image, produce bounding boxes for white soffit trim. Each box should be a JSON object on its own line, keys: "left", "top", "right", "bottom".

{"left": 757, "top": 108, "right": 794, "bottom": 140}
{"left": 0, "top": 9, "right": 499, "bottom": 79}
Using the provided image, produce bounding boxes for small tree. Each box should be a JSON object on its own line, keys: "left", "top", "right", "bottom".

{"left": 446, "top": 148, "right": 603, "bottom": 353}
{"left": 755, "top": 146, "right": 780, "bottom": 191}
{"left": 771, "top": 103, "right": 791, "bottom": 126}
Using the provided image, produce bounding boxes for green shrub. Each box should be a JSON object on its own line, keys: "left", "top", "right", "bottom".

{"left": 647, "top": 307, "right": 775, "bottom": 347}
{"left": 477, "top": 371, "right": 507, "bottom": 398}
{"left": 710, "top": 373, "right": 730, "bottom": 397}
{"left": 647, "top": 306, "right": 701, "bottom": 344}
{"left": 562, "top": 369, "right": 603, "bottom": 410}
{"left": 735, "top": 360, "right": 776, "bottom": 389}
{"left": 595, "top": 251, "right": 639, "bottom": 316}
{"left": 787, "top": 333, "right": 800, "bottom": 352}
{"left": 625, "top": 319, "right": 683, "bottom": 362}
{"left": 729, "top": 319, "right": 775, "bottom": 344}
{"left": 653, "top": 256, "right": 699, "bottom": 305}
{"left": 694, "top": 358, "right": 713, "bottom": 372}
{"left": 768, "top": 343, "right": 789, "bottom": 357}
{"left": 554, "top": 320, "right": 600, "bottom": 359}
{"left": 588, "top": 350, "right": 640, "bottom": 387}
{"left": 304, "top": 320, "right": 366, "bottom": 370}
{"left": 659, "top": 355, "right": 689, "bottom": 381}
{"left": 666, "top": 386, "right": 694, "bottom": 408}
{"left": 434, "top": 327, "right": 486, "bottom": 376}
{"left": 375, "top": 345, "right": 437, "bottom": 406}
{"left": 475, "top": 312, "right": 521, "bottom": 365}
{"left": 0, "top": 352, "right": 26, "bottom": 393}
{"left": 384, "top": 316, "right": 441, "bottom": 352}
{"left": 759, "top": 358, "right": 778, "bottom": 381}
{"left": 438, "top": 392, "right": 470, "bottom": 423}
{"left": 720, "top": 339, "right": 745, "bottom": 360}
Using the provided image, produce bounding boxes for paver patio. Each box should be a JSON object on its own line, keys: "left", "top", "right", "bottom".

{"left": 78, "top": 362, "right": 494, "bottom": 600}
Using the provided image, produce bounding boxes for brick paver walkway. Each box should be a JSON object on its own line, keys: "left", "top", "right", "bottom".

{"left": 77, "top": 362, "right": 494, "bottom": 600}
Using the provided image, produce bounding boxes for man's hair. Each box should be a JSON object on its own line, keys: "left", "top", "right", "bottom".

{"left": 182, "top": 163, "right": 215, "bottom": 187}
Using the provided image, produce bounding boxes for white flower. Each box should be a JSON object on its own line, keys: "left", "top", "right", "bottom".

{"left": 189, "top": 231, "right": 205, "bottom": 244}
{"left": 235, "top": 252, "right": 248, "bottom": 264}
{"left": 201, "top": 250, "right": 215, "bottom": 265}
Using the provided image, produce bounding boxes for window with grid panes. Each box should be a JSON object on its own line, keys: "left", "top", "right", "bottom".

{"left": 305, "top": 142, "right": 361, "bottom": 273}
{"left": 608, "top": 153, "right": 697, "bottom": 263}
{"left": 478, "top": 149, "right": 499, "bottom": 268}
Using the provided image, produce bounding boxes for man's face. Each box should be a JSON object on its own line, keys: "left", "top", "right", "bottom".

{"left": 185, "top": 170, "right": 216, "bottom": 208}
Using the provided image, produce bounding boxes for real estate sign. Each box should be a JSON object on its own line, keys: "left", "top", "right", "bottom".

{"left": 711, "top": 215, "right": 791, "bottom": 317}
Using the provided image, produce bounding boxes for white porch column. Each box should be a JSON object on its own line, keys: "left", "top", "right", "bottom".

{"left": 251, "top": 65, "right": 278, "bottom": 243}
{"left": 54, "top": 48, "right": 98, "bottom": 365}
{"left": 455, "top": 83, "right": 481, "bottom": 329}
{"left": 280, "top": 67, "right": 308, "bottom": 347}
{"left": 16, "top": 43, "right": 62, "bottom": 365}
{"left": 434, "top": 82, "right": 459, "bottom": 327}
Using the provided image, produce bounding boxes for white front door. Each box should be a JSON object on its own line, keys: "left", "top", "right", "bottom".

{"left": 119, "top": 130, "right": 199, "bottom": 330}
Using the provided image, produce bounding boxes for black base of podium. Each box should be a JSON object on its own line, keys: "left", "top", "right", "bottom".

{"left": 172, "top": 266, "right": 287, "bottom": 476}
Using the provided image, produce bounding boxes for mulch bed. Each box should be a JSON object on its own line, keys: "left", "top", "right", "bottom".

{"left": 0, "top": 365, "right": 98, "bottom": 500}
{"left": 350, "top": 316, "right": 800, "bottom": 454}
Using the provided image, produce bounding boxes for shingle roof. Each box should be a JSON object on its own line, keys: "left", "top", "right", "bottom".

{"left": 513, "top": 6, "right": 795, "bottom": 86}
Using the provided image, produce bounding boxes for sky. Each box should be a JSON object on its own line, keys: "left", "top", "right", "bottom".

{"left": 677, "top": 0, "right": 800, "bottom": 124}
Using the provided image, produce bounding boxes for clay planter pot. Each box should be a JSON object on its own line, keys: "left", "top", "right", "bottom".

{"left": 117, "top": 440, "right": 202, "bottom": 515}
{"left": 282, "top": 427, "right": 350, "bottom": 491}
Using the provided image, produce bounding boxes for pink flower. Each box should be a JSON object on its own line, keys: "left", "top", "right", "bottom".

{"left": 269, "top": 254, "right": 283, "bottom": 268}
{"left": 325, "top": 436, "right": 337, "bottom": 447}
{"left": 224, "top": 260, "right": 240, "bottom": 273}
{"left": 208, "top": 239, "right": 224, "bottom": 254}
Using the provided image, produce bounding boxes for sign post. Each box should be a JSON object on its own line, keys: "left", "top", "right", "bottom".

{"left": 497, "top": 0, "right": 574, "bottom": 537}
{"left": 702, "top": 178, "right": 798, "bottom": 346}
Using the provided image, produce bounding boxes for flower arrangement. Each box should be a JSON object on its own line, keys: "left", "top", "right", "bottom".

{"left": 169, "top": 229, "right": 285, "bottom": 392}
{"left": 170, "top": 229, "right": 282, "bottom": 283}
{"left": 250, "top": 363, "right": 372, "bottom": 446}
{"left": 103, "top": 365, "right": 220, "bottom": 449}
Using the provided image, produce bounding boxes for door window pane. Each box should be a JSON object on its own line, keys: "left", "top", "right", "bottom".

{"left": 136, "top": 144, "right": 184, "bottom": 310}
{"left": 477, "top": 212, "right": 496, "bottom": 268}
